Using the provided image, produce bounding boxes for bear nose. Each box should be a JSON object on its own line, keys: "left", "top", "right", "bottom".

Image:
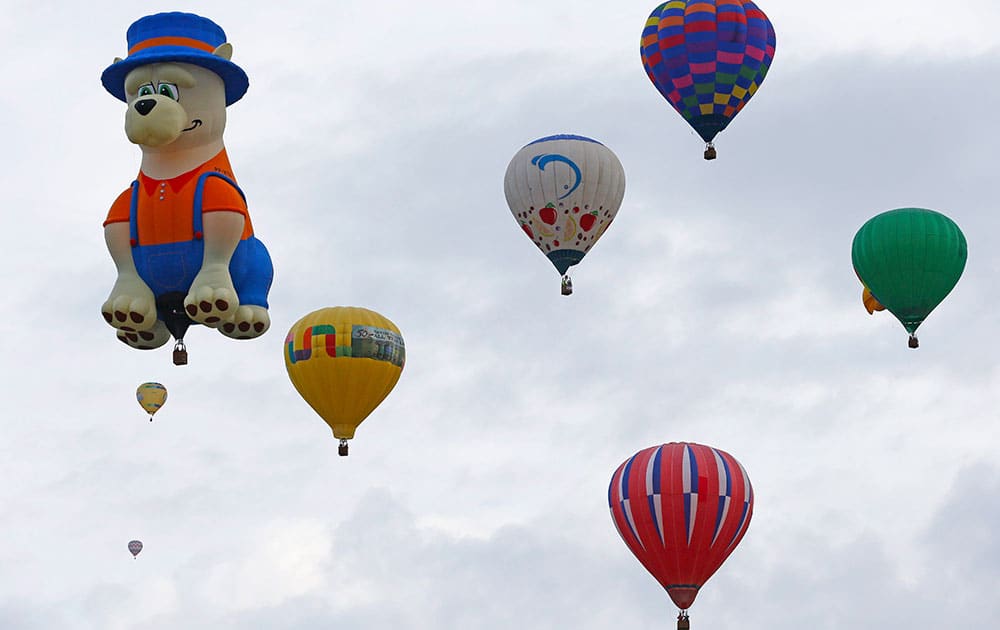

{"left": 134, "top": 99, "right": 156, "bottom": 116}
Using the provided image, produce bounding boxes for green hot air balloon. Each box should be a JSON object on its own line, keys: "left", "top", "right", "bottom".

{"left": 852, "top": 208, "right": 967, "bottom": 348}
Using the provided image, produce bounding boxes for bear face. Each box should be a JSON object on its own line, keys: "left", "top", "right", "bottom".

{"left": 124, "top": 62, "right": 227, "bottom": 149}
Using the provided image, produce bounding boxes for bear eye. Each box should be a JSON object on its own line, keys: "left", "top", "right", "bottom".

{"left": 137, "top": 84, "right": 155, "bottom": 97}
{"left": 157, "top": 83, "right": 179, "bottom": 100}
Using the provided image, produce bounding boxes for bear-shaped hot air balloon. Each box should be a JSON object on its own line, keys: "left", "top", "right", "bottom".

{"left": 100, "top": 12, "right": 273, "bottom": 365}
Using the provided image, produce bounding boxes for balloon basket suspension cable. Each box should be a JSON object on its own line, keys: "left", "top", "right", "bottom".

{"left": 908, "top": 333, "right": 919, "bottom": 349}
{"left": 703, "top": 143, "right": 716, "bottom": 160}
{"left": 149, "top": 414, "right": 154, "bottom": 422}
{"left": 157, "top": 292, "right": 192, "bottom": 366}
{"left": 561, "top": 275, "right": 573, "bottom": 296}
{"left": 338, "top": 439, "right": 349, "bottom": 457}
{"left": 677, "top": 610, "right": 690, "bottom": 630}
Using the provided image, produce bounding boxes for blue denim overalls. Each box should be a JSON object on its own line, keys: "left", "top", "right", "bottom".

{"left": 128, "top": 171, "right": 273, "bottom": 318}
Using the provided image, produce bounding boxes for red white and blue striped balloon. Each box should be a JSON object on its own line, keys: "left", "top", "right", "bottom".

{"left": 608, "top": 442, "right": 753, "bottom": 612}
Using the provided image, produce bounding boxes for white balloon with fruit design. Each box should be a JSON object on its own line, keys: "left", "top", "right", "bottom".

{"left": 504, "top": 134, "right": 625, "bottom": 295}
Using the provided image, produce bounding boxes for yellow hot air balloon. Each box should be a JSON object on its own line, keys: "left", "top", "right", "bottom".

{"left": 136, "top": 382, "right": 167, "bottom": 421}
{"left": 284, "top": 307, "right": 405, "bottom": 456}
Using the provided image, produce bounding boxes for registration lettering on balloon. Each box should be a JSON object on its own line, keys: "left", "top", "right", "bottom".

{"left": 351, "top": 326, "right": 405, "bottom": 367}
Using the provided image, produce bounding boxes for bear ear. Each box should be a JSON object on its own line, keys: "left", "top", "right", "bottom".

{"left": 113, "top": 56, "right": 124, "bottom": 64}
{"left": 213, "top": 43, "right": 233, "bottom": 61}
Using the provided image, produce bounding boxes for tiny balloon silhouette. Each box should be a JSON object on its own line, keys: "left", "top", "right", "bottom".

{"left": 128, "top": 540, "right": 143, "bottom": 558}
{"left": 136, "top": 382, "right": 167, "bottom": 421}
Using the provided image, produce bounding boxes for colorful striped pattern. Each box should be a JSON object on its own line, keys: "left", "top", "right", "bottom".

{"left": 285, "top": 324, "right": 405, "bottom": 367}
{"left": 609, "top": 442, "right": 753, "bottom": 611}
{"left": 641, "top": 1, "right": 776, "bottom": 142}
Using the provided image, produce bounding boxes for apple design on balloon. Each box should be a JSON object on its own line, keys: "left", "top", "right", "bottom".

{"left": 539, "top": 204, "right": 557, "bottom": 225}
{"left": 580, "top": 211, "right": 598, "bottom": 232}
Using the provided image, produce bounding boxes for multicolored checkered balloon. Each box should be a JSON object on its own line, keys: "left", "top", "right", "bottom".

{"left": 128, "top": 540, "right": 143, "bottom": 558}
{"left": 641, "top": 1, "right": 776, "bottom": 159}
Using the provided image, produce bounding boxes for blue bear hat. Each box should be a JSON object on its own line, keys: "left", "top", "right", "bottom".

{"left": 101, "top": 12, "right": 249, "bottom": 105}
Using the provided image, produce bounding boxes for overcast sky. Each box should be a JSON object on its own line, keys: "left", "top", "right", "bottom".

{"left": 1, "top": 1, "right": 998, "bottom": 628}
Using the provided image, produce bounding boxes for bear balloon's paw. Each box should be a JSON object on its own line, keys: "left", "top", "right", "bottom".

{"left": 102, "top": 275, "right": 158, "bottom": 332}
{"left": 219, "top": 305, "right": 270, "bottom": 339}
{"left": 184, "top": 265, "right": 239, "bottom": 328}
{"left": 116, "top": 320, "right": 171, "bottom": 349}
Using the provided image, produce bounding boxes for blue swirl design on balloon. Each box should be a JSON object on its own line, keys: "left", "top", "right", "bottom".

{"left": 531, "top": 153, "right": 582, "bottom": 200}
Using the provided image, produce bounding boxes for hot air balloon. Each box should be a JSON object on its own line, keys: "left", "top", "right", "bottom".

{"left": 852, "top": 208, "right": 967, "bottom": 348}
{"left": 504, "top": 134, "right": 625, "bottom": 295}
{"left": 136, "top": 382, "right": 167, "bottom": 421}
{"left": 128, "top": 540, "right": 143, "bottom": 558}
{"left": 641, "top": 1, "right": 776, "bottom": 159}
{"left": 285, "top": 307, "right": 405, "bottom": 456}
{"left": 609, "top": 442, "right": 753, "bottom": 629}
{"left": 99, "top": 12, "right": 274, "bottom": 366}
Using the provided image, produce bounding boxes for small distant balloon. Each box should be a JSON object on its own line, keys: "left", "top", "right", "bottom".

{"left": 128, "top": 540, "right": 143, "bottom": 558}
{"left": 136, "top": 382, "right": 167, "bottom": 421}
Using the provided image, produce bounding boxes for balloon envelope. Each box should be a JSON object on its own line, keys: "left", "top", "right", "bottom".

{"left": 852, "top": 208, "right": 967, "bottom": 334}
{"left": 641, "top": 1, "right": 776, "bottom": 145}
{"left": 128, "top": 540, "right": 143, "bottom": 557}
{"left": 504, "top": 134, "right": 625, "bottom": 280}
{"left": 284, "top": 307, "right": 405, "bottom": 441}
{"left": 136, "top": 382, "right": 167, "bottom": 417}
{"left": 609, "top": 442, "right": 753, "bottom": 611}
